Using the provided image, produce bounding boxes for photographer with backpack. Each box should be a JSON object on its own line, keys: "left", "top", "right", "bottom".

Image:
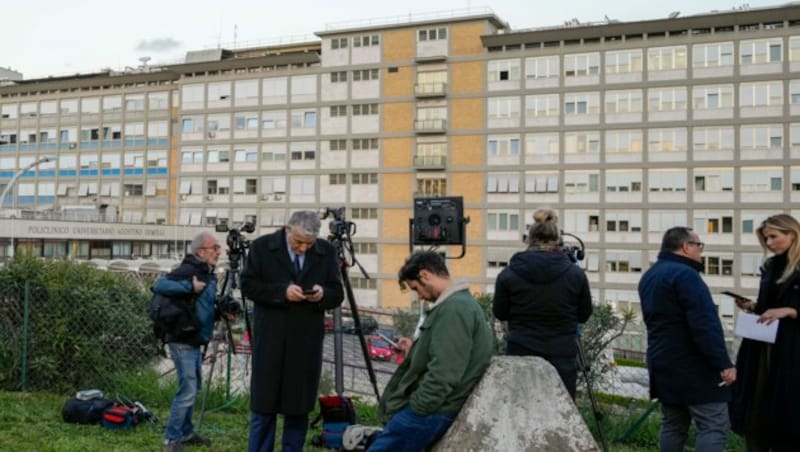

{"left": 154, "top": 231, "right": 220, "bottom": 451}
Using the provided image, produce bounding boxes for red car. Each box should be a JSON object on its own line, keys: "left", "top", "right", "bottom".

{"left": 367, "top": 336, "right": 394, "bottom": 361}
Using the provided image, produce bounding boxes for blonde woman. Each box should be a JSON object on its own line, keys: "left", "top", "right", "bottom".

{"left": 730, "top": 214, "right": 800, "bottom": 451}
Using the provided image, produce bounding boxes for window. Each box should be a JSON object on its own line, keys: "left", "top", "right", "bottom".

{"left": 352, "top": 242, "right": 377, "bottom": 254}
{"left": 181, "top": 84, "right": 205, "bottom": 108}
{"left": 605, "top": 251, "right": 643, "bottom": 273}
{"left": 291, "top": 110, "right": 317, "bottom": 128}
{"left": 606, "top": 130, "right": 643, "bottom": 153}
{"left": 352, "top": 104, "right": 378, "bottom": 116}
{"left": 331, "top": 38, "right": 348, "bottom": 49}
{"left": 352, "top": 138, "right": 378, "bottom": 151}
{"left": 525, "top": 133, "right": 559, "bottom": 158}
{"left": 741, "top": 167, "right": 783, "bottom": 192}
{"left": 123, "top": 184, "right": 143, "bottom": 196}
{"left": 208, "top": 82, "right": 232, "bottom": 102}
{"left": 694, "top": 127, "right": 734, "bottom": 152}
{"left": 418, "top": 28, "right": 447, "bottom": 41}
{"left": 261, "top": 146, "right": 286, "bottom": 161}
{"left": 525, "top": 56, "right": 559, "bottom": 79}
{"left": 564, "top": 92, "right": 600, "bottom": 115}
{"left": 702, "top": 255, "right": 734, "bottom": 276}
{"left": 564, "top": 53, "right": 600, "bottom": 77}
{"left": 488, "top": 97, "right": 520, "bottom": 120}
{"left": 564, "top": 131, "right": 600, "bottom": 154}
{"left": 234, "top": 148, "right": 258, "bottom": 162}
{"left": 692, "top": 84, "right": 733, "bottom": 110}
{"left": 525, "top": 94, "right": 559, "bottom": 117}
{"left": 741, "top": 125, "right": 783, "bottom": 151}
{"left": 262, "top": 110, "right": 287, "bottom": 129}
{"left": 352, "top": 34, "right": 379, "bottom": 47}
{"left": 488, "top": 59, "right": 521, "bottom": 82}
{"left": 125, "top": 94, "right": 145, "bottom": 111}
{"left": 605, "top": 90, "right": 643, "bottom": 113}
{"left": 487, "top": 173, "right": 521, "bottom": 193}
{"left": 234, "top": 79, "right": 259, "bottom": 105}
{"left": 524, "top": 172, "right": 559, "bottom": 193}
{"left": 564, "top": 171, "right": 600, "bottom": 193}
{"left": 740, "top": 81, "right": 784, "bottom": 108}
{"left": 605, "top": 170, "right": 643, "bottom": 192}
{"left": 291, "top": 75, "right": 317, "bottom": 97}
{"left": 352, "top": 173, "right": 378, "bottom": 184}
{"left": 648, "top": 87, "right": 687, "bottom": 112}
{"left": 289, "top": 176, "right": 315, "bottom": 195}
{"left": 331, "top": 71, "right": 348, "bottom": 83}
{"left": 740, "top": 39, "right": 783, "bottom": 65}
{"left": 330, "top": 139, "right": 347, "bottom": 151}
{"left": 487, "top": 211, "right": 520, "bottom": 231}
{"left": 694, "top": 169, "right": 734, "bottom": 192}
{"left": 351, "top": 207, "right": 378, "bottom": 219}
{"left": 649, "top": 169, "right": 687, "bottom": 192}
{"left": 605, "top": 49, "right": 643, "bottom": 74}
{"left": 648, "top": 210, "right": 688, "bottom": 232}
{"left": 148, "top": 92, "right": 169, "bottom": 110}
{"left": 352, "top": 69, "right": 379, "bottom": 81}
{"left": 290, "top": 149, "right": 316, "bottom": 161}
{"left": 648, "top": 128, "right": 687, "bottom": 152}
{"left": 648, "top": 46, "right": 687, "bottom": 71}
{"left": 262, "top": 78, "right": 288, "bottom": 99}
{"left": 329, "top": 174, "right": 347, "bottom": 185}
{"left": 416, "top": 177, "right": 447, "bottom": 197}
{"left": 102, "top": 96, "right": 122, "bottom": 112}
{"left": 487, "top": 135, "right": 521, "bottom": 157}
{"left": 693, "top": 42, "right": 734, "bottom": 67}
{"left": 330, "top": 105, "right": 348, "bottom": 117}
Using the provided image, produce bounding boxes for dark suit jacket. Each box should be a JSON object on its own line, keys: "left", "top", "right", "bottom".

{"left": 241, "top": 228, "right": 344, "bottom": 415}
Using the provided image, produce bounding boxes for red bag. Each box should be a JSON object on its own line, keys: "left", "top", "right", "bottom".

{"left": 101, "top": 404, "right": 142, "bottom": 429}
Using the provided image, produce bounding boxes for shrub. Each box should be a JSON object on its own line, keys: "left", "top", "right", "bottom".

{"left": 0, "top": 255, "right": 156, "bottom": 392}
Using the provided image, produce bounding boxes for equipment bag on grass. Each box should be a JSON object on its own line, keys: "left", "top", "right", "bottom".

{"left": 62, "top": 396, "right": 114, "bottom": 425}
{"left": 310, "top": 395, "right": 357, "bottom": 449}
{"left": 101, "top": 403, "right": 143, "bottom": 429}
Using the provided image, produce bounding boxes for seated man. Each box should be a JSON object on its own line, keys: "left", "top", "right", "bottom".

{"left": 368, "top": 251, "right": 494, "bottom": 452}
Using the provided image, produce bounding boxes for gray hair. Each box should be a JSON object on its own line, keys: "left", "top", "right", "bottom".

{"left": 190, "top": 231, "right": 216, "bottom": 255}
{"left": 287, "top": 210, "right": 321, "bottom": 237}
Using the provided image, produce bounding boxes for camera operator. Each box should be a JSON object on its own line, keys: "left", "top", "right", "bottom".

{"left": 155, "top": 231, "right": 220, "bottom": 451}
{"left": 241, "top": 210, "right": 344, "bottom": 452}
{"left": 492, "top": 208, "right": 593, "bottom": 399}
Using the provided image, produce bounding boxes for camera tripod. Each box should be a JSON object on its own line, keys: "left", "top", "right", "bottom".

{"left": 576, "top": 334, "right": 609, "bottom": 452}
{"left": 322, "top": 208, "right": 381, "bottom": 401}
{"left": 197, "top": 242, "right": 250, "bottom": 429}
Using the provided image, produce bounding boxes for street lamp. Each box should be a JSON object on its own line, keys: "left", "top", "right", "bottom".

{"left": 0, "top": 156, "right": 55, "bottom": 215}
{"left": 1, "top": 156, "right": 56, "bottom": 259}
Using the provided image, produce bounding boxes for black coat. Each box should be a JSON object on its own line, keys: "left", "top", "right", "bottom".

{"left": 730, "top": 253, "right": 800, "bottom": 443}
{"left": 241, "top": 228, "right": 344, "bottom": 415}
{"left": 638, "top": 252, "right": 733, "bottom": 405}
{"left": 492, "top": 248, "right": 592, "bottom": 357}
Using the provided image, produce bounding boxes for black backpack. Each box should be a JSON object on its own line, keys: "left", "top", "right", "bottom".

{"left": 148, "top": 289, "right": 199, "bottom": 347}
{"left": 62, "top": 397, "right": 114, "bottom": 424}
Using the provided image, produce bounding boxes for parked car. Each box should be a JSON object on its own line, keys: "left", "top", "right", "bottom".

{"left": 367, "top": 335, "right": 394, "bottom": 361}
{"left": 323, "top": 316, "right": 334, "bottom": 333}
{"left": 343, "top": 315, "right": 379, "bottom": 335}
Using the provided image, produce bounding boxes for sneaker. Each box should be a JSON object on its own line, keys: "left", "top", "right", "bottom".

{"left": 180, "top": 433, "right": 212, "bottom": 447}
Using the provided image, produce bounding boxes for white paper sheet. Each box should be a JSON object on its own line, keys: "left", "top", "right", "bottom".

{"left": 734, "top": 312, "right": 778, "bottom": 344}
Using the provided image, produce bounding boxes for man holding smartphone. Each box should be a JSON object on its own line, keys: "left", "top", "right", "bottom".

{"left": 241, "top": 211, "right": 344, "bottom": 452}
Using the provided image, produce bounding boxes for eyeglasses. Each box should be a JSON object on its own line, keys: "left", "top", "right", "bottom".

{"left": 686, "top": 241, "right": 705, "bottom": 250}
{"left": 200, "top": 244, "right": 222, "bottom": 251}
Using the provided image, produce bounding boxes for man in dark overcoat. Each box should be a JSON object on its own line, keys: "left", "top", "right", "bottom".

{"left": 638, "top": 226, "right": 736, "bottom": 452}
{"left": 241, "top": 210, "right": 344, "bottom": 452}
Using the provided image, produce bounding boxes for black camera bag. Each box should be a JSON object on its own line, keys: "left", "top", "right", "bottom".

{"left": 149, "top": 291, "right": 199, "bottom": 345}
{"left": 62, "top": 397, "right": 114, "bottom": 424}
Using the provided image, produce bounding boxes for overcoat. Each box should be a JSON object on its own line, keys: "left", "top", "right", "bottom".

{"left": 638, "top": 252, "right": 733, "bottom": 405}
{"left": 730, "top": 252, "right": 800, "bottom": 443}
{"left": 241, "top": 228, "right": 344, "bottom": 415}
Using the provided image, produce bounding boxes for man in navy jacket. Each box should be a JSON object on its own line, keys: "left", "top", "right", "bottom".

{"left": 638, "top": 226, "right": 736, "bottom": 452}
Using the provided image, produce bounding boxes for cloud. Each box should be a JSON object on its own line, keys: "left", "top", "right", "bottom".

{"left": 135, "top": 37, "right": 181, "bottom": 53}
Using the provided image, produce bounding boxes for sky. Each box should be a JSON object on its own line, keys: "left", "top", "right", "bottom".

{"left": 0, "top": 0, "right": 787, "bottom": 79}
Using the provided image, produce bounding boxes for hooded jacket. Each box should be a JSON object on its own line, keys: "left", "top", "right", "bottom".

{"left": 493, "top": 248, "right": 592, "bottom": 357}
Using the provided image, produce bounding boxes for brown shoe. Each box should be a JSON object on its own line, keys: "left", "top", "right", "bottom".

{"left": 163, "top": 441, "right": 185, "bottom": 452}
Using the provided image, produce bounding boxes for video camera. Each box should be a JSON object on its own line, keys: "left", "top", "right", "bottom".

{"left": 320, "top": 207, "right": 355, "bottom": 239}
{"left": 522, "top": 230, "right": 585, "bottom": 263}
{"left": 215, "top": 293, "right": 243, "bottom": 319}
{"left": 215, "top": 222, "right": 255, "bottom": 257}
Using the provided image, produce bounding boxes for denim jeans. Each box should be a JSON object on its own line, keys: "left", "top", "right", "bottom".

{"left": 248, "top": 411, "right": 308, "bottom": 452}
{"left": 660, "top": 402, "right": 729, "bottom": 452}
{"left": 164, "top": 342, "right": 202, "bottom": 444}
{"left": 368, "top": 406, "right": 456, "bottom": 452}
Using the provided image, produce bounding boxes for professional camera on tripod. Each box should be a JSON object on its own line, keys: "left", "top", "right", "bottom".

{"left": 319, "top": 207, "right": 381, "bottom": 401}
{"left": 196, "top": 221, "right": 254, "bottom": 428}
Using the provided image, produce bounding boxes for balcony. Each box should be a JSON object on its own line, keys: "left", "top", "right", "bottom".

{"left": 414, "top": 119, "right": 447, "bottom": 134}
{"left": 414, "top": 82, "right": 447, "bottom": 98}
{"left": 413, "top": 155, "right": 447, "bottom": 169}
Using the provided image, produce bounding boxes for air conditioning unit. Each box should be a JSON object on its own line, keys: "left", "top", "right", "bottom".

{"left": 180, "top": 194, "right": 188, "bottom": 201}
{"left": 274, "top": 194, "right": 282, "bottom": 201}
{"left": 68, "top": 143, "right": 77, "bottom": 149}
{"left": 206, "top": 195, "right": 214, "bottom": 201}
{"left": 207, "top": 131, "right": 216, "bottom": 138}
{"left": 260, "top": 194, "right": 270, "bottom": 201}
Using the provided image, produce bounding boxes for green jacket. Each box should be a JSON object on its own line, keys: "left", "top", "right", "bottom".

{"left": 378, "top": 283, "right": 494, "bottom": 421}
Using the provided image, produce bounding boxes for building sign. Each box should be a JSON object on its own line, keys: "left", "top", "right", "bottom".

{"left": 1, "top": 219, "right": 203, "bottom": 241}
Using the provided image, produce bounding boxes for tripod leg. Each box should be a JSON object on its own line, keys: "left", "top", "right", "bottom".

{"left": 197, "top": 319, "right": 226, "bottom": 430}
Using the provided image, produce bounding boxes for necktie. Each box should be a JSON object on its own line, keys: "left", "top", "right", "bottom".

{"left": 294, "top": 254, "right": 302, "bottom": 273}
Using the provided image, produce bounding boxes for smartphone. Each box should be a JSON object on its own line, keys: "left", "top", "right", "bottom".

{"left": 375, "top": 332, "right": 400, "bottom": 349}
{"left": 302, "top": 289, "right": 317, "bottom": 295}
{"left": 721, "top": 290, "right": 750, "bottom": 300}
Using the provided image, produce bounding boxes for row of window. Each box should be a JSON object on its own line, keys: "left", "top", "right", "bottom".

{"left": 491, "top": 37, "right": 800, "bottom": 81}
{"left": 0, "top": 92, "right": 170, "bottom": 119}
